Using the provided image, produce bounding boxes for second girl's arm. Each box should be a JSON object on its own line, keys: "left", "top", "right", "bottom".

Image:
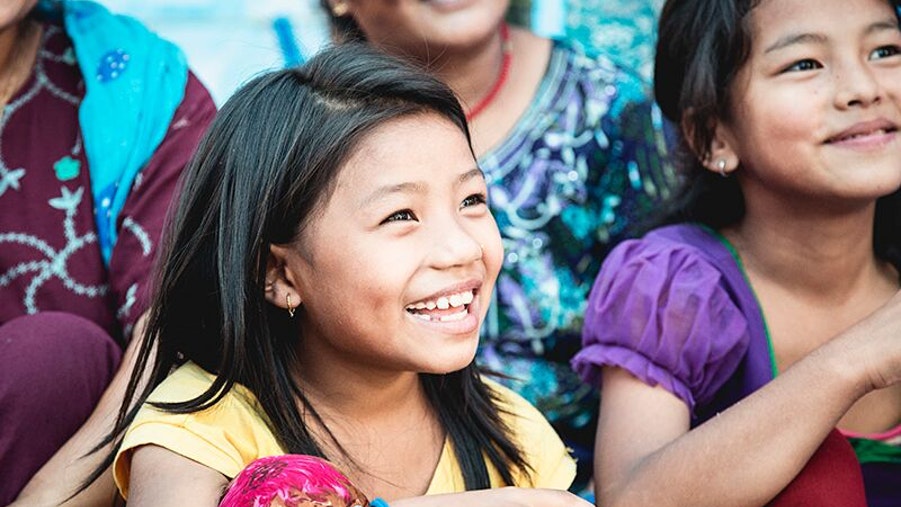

{"left": 595, "top": 296, "right": 901, "bottom": 507}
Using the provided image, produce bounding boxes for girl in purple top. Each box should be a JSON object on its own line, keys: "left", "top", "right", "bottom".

{"left": 573, "top": 0, "right": 901, "bottom": 505}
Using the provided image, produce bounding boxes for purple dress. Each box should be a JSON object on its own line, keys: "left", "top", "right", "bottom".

{"left": 573, "top": 223, "right": 897, "bottom": 506}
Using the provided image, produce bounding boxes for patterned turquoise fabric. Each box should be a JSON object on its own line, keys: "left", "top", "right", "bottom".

{"left": 518, "top": 0, "right": 664, "bottom": 84}
{"left": 476, "top": 38, "right": 676, "bottom": 490}
{"left": 564, "top": 0, "right": 663, "bottom": 84}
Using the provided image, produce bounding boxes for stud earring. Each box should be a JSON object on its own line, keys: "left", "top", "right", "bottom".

{"left": 286, "top": 294, "right": 296, "bottom": 318}
{"left": 717, "top": 159, "right": 727, "bottom": 178}
{"left": 332, "top": 1, "right": 349, "bottom": 17}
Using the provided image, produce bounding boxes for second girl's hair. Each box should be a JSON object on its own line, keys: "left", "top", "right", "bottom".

{"left": 653, "top": 0, "right": 901, "bottom": 267}
{"left": 87, "top": 43, "right": 530, "bottom": 492}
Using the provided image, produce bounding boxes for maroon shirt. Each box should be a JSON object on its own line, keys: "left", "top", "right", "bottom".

{"left": 0, "top": 22, "right": 216, "bottom": 342}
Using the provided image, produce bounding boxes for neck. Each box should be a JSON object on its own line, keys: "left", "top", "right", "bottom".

{"left": 0, "top": 21, "right": 23, "bottom": 70}
{"left": 724, "top": 195, "right": 892, "bottom": 299}
{"left": 295, "top": 348, "right": 427, "bottom": 422}
{"left": 0, "top": 18, "right": 40, "bottom": 105}
{"left": 294, "top": 350, "right": 445, "bottom": 500}
{"left": 419, "top": 25, "right": 508, "bottom": 117}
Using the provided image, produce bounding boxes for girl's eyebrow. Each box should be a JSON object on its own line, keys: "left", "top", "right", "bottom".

{"left": 764, "top": 32, "right": 827, "bottom": 54}
{"left": 459, "top": 167, "right": 486, "bottom": 184}
{"left": 765, "top": 19, "right": 900, "bottom": 55}
{"left": 359, "top": 166, "right": 483, "bottom": 209}
{"left": 360, "top": 181, "right": 426, "bottom": 209}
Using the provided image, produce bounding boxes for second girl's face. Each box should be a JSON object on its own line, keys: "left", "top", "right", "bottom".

{"left": 289, "top": 113, "right": 502, "bottom": 375}
{"left": 720, "top": 0, "right": 901, "bottom": 204}
{"left": 342, "top": 0, "right": 509, "bottom": 57}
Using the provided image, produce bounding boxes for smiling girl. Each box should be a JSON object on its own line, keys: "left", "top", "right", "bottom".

{"left": 573, "top": 0, "right": 901, "bottom": 505}
{"left": 84, "top": 44, "right": 588, "bottom": 507}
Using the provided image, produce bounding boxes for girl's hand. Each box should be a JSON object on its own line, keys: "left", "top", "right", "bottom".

{"left": 390, "top": 487, "right": 593, "bottom": 507}
{"left": 830, "top": 289, "right": 901, "bottom": 393}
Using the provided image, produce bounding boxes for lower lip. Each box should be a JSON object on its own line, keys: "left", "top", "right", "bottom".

{"left": 420, "top": 0, "right": 476, "bottom": 11}
{"left": 827, "top": 131, "right": 897, "bottom": 150}
{"left": 406, "top": 298, "right": 481, "bottom": 335}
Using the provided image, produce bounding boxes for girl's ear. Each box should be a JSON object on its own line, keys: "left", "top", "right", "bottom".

{"left": 265, "top": 244, "right": 303, "bottom": 312}
{"left": 704, "top": 120, "right": 741, "bottom": 177}
{"left": 326, "top": 0, "right": 352, "bottom": 17}
{"left": 681, "top": 109, "right": 741, "bottom": 177}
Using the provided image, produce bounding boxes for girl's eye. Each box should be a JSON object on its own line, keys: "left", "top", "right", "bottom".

{"left": 461, "top": 193, "right": 487, "bottom": 209}
{"left": 783, "top": 59, "right": 822, "bottom": 73}
{"left": 381, "top": 209, "right": 417, "bottom": 224}
{"left": 870, "top": 45, "right": 901, "bottom": 60}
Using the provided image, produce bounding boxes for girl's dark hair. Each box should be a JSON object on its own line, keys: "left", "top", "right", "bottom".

{"left": 87, "top": 43, "right": 530, "bottom": 493}
{"left": 653, "top": 0, "right": 901, "bottom": 267}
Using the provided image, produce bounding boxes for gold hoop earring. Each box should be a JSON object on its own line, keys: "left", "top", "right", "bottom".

{"left": 332, "top": 1, "right": 349, "bottom": 17}
{"left": 717, "top": 159, "right": 727, "bottom": 178}
{"left": 286, "top": 294, "right": 296, "bottom": 318}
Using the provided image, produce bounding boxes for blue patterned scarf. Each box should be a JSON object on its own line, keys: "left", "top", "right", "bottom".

{"left": 37, "top": 0, "right": 188, "bottom": 264}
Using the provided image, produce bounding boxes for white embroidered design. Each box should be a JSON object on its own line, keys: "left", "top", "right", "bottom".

{"left": 0, "top": 186, "right": 107, "bottom": 314}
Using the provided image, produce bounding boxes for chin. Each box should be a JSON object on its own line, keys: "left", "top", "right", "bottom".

{"left": 424, "top": 344, "right": 478, "bottom": 374}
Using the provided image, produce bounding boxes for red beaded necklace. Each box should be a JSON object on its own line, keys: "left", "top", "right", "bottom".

{"left": 465, "top": 23, "right": 512, "bottom": 122}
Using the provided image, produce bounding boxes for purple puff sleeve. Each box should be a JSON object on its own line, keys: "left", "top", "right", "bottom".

{"left": 572, "top": 233, "right": 751, "bottom": 411}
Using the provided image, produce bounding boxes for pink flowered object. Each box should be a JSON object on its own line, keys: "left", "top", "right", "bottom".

{"left": 219, "top": 455, "right": 370, "bottom": 507}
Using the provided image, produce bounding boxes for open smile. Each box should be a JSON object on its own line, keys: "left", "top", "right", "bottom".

{"left": 825, "top": 119, "right": 898, "bottom": 145}
{"left": 405, "top": 289, "right": 476, "bottom": 322}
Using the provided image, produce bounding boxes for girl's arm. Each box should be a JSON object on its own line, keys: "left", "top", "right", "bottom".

{"left": 130, "top": 449, "right": 592, "bottom": 507}
{"left": 127, "top": 445, "right": 228, "bottom": 507}
{"left": 595, "top": 292, "right": 901, "bottom": 507}
{"left": 390, "top": 487, "right": 592, "bottom": 507}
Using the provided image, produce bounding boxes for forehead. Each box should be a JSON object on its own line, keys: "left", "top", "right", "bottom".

{"left": 749, "top": 0, "right": 897, "bottom": 46}
{"left": 326, "top": 112, "right": 474, "bottom": 202}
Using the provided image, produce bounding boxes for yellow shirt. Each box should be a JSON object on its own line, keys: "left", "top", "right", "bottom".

{"left": 114, "top": 362, "right": 576, "bottom": 498}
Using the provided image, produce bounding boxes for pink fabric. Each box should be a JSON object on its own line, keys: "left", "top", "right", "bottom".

{"left": 219, "top": 455, "right": 369, "bottom": 507}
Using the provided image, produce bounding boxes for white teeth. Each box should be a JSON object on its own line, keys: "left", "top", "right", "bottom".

{"left": 850, "top": 129, "right": 884, "bottom": 139}
{"left": 409, "top": 308, "right": 468, "bottom": 323}
{"left": 837, "top": 129, "right": 888, "bottom": 142}
{"left": 438, "top": 309, "right": 467, "bottom": 322}
{"left": 406, "top": 290, "right": 475, "bottom": 313}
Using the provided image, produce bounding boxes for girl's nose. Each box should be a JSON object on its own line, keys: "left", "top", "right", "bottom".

{"left": 428, "top": 218, "right": 484, "bottom": 269}
{"left": 834, "top": 63, "right": 883, "bottom": 110}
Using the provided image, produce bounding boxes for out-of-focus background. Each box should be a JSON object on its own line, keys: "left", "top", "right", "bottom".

{"left": 100, "top": 0, "right": 663, "bottom": 105}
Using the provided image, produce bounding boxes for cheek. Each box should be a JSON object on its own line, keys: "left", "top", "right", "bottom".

{"left": 479, "top": 219, "right": 504, "bottom": 280}
{"left": 756, "top": 88, "right": 825, "bottom": 139}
